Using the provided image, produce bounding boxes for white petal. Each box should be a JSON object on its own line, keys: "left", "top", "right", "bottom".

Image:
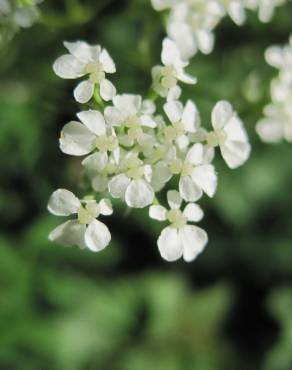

{"left": 125, "top": 179, "right": 154, "bottom": 208}
{"left": 211, "top": 100, "right": 233, "bottom": 130}
{"left": 108, "top": 174, "right": 130, "bottom": 198}
{"left": 223, "top": 116, "right": 249, "bottom": 142}
{"left": 265, "top": 46, "right": 284, "bottom": 68}
{"left": 161, "top": 38, "right": 184, "bottom": 67}
{"left": 99, "top": 199, "right": 113, "bottom": 216}
{"left": 144, "top": 165, "right": 153, "bottom": 183}
{"left": 140, "top": 115, "right": 157, "bottom": 128}
{"left": 141, "top": 99, "right": 156, "bottom": 115}
{"left": 49, "top": 220, "right": 86, "bottom": 249}
{"left": 179, "top": 225, "right": 208, "bottom": 262}
{"left": 163, "top": 100, "right": 183, "bottom": 123}
{"left": 53, "top": 55, "right": 86, "bottom": 79}
{"left": 73, "top": 80, "right": 94, "bottom": 103}
{"left": 176, "top": 69, "right": 197, "bottom": 84}
{"left": 100, "top": 49, "right": 116, "bottom": 73}
{"left": 149, "top": 205, "right": 167, "bottom": 221}
{"left": 182, "top": 100, "right": 199, "bottom": 133}
{"left": 92, "top": 175, "right": 108, "bottom": 192}
{"left": 196, "top": 29, "right": 214, "bottom": 55}
{"left": 85, "top": 219, "right": 111, "bottom": 252}
{"left": 167, "top": 21, "right": 197, "bottom": 60}
{"left": 60, "top": 121, "right": 95, "bottom": 156}
{"left": 167, "top": 85, "right": 182, "bottom": 101}
{"left": 179, "top": 176, "right": 202, "bottom": 202}
{"left": 104, "top": 106, "right": 125, "bottom": 126}
{"left": 228, "top": 1, "right": 246, "bottom": 25}
{"left": 186, "top": 143, "right": 204, "bottom": 165}
{"left": 157, "top": 227, "right": 183, "bottom": 262}
{"left": 256, "top": 119, "right": 283, "bottom": 143}
{"left": 176, "top": 135, "right": 189, "bottom": 151}
{"left": 100, "top": 79, "right": 116, "bottom": 102}
{"left": 183, "top": 203, "right": 204, "bottom": 223}
{"left": 191, "top": 164, "right": 217, "bottom": 198}
{"left": 167, "top": 190, "right": 182, "bottom": 209}
{"left": 77, "top": 110, "right": 106, "bottom": 136}
{"left": 48, "top": 189, "right": 81, "bottom": 216}
{"left": 82, "top": 152, "right": 108, "bottom": 171}
{"left": 63, "top": 41, "right": 93, "bottom": 62}
{"left": 113, "top": 94, "right": 141, "bottom": 116}
{"left": 221, "top": 141, "right": 251, "bottom": 169}
{"left": 151, "top": 162, "right": 172, "bottom": 191}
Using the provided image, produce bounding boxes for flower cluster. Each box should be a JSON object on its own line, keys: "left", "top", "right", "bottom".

{"left": 48, "top": 39, "right": 250, "bottom": 262}
{"left": 256, "top": 36, "right": 292, "bottom": 143}
{"left": 151, "top": 0, "right": 289, "bottom": 59}
{"left": 0, "top": 0, "right": 42, "bottom": 44}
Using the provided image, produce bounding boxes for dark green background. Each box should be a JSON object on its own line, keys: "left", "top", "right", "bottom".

{"left": 1, "top": 1, "right": 292, "bottom": 369}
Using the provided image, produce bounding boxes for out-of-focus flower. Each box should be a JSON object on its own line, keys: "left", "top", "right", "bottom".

{"left": 257, "top": 36, "right": 292, "bottom": 143}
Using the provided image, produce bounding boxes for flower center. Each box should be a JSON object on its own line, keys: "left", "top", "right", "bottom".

{"left": 169, "top": 158, "right": 183, "bottom": 174}
{"left": 78, "top": 201, "right": 100, "bottom": 225}
{"left": 161, "top": 66, "right": 177, "bottom": 89}
{"left": 86, "top": 61, "right": 105, "bottom": 83}
{"left": 125, "top": 157, "right": 144, "bottom": 180}
{"left": 94, "top": 135, "right": 118, "bottom": 152}
{"left": 206, "top": 129, "right": 227, "bottom": 147}
{"left": 181, "top": 161, "right": 193, "bottom": 177}
{"left": 167, "top": 209, "right": 187, "bottom": 229}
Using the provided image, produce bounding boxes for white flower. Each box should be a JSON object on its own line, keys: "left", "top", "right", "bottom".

{"left": 244, "top": 0, "right": 287, "bottom": 23}
{"left": 218, "top": 0, "right": 246, "bottom": 25}
{"left": 149, "top": 190, "right": 208, "bottom": 262}
{"left": 256, "top": 103, "right": 292, "bottom": 143}
{"left": 48, "top": 189, "right": 112, "bottom": 252}
{"left": 53, "top": 41, "right": 116, "bottom": 103}
{"left": 163, "top": 99, "right": 200, "bottom": 150}
{"left": 108, "top": 154, "right": 154, "bottom": 208}
{"left": 59, "top": 109, "right": 119, "bottom": 159}
{"left": 82, "top": 151, "right": 118, "bottom": 192}
{"left": 104, "top": 94, "right": 157, "bottom": 148}
{"left": 207, "top": 100, "right": 251, "bottom": 169}
{"left": 178, "top": 143, "right": 217, "bottom": 202}
{"left": 152, "top": 38, "right": 197, "bottom": 98}
{"left": 265, "top": 36, "right": 292, "bottom": 71}
{"left": 167, "top": 2, "right": 222, "bottom": 59}
{"left": 257, "top": 36, "right": 292, "bottom": 144}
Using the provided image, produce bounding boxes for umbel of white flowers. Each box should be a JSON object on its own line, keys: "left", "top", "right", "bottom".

{"left": 151, "top": 0, "right": 289, "bottom": 60}
{"left": 256, "top": 35, "right": 292, "bottom": 143}
{"left": 48, "top": 39, "right": 251, "bottom": 262}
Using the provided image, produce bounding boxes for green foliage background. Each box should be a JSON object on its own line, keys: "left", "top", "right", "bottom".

{"left": 0, "top": 1, "right": 292, "bottom": 369}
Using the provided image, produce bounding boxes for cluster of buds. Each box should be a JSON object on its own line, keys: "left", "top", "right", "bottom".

{"left": 48, "top": 38, "right": 251, "bottom": 262}
{"left": 151, "top": 0, "right": 289, "bottom": 60}
{"left": 257, "top": 36, "right": 292, "bottom": 143}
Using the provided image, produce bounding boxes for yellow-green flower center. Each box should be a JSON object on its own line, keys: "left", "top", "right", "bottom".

{"left": 167, "top": 209, "right": 187, "bottom": 228}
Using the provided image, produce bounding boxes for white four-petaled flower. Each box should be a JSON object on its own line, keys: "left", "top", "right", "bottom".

{"left": 149, "top": 190, "right": 208, "bottom": 262}
{"left": 48, "top": 189, "right": 112, "bottom": 252}
{"left": 207, "top": 100, "right": 251, "bottom": 169}
{"left": 53, "top": 41, "right": 116, "bottom": 103}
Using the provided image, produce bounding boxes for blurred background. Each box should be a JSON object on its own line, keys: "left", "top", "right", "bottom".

{"left": 1, "top": 1, "right": 292, "bottom": 369}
